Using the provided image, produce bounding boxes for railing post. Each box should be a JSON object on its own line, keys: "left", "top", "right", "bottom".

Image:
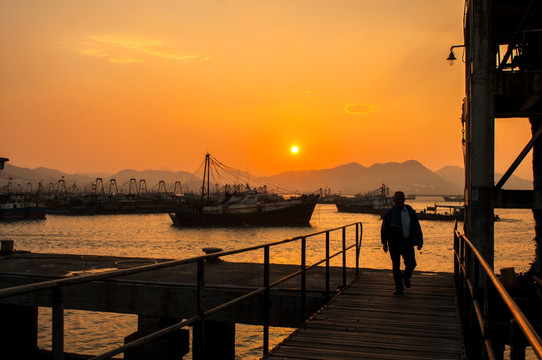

{"left": 355, "top": 223, "right": 360, "bottom": 276}
{"left": 456, "top": 236, "right": 466, "bottom": 334}
{"left": 263, "top": 245, "right": 270, "bottom": 356}
{"left": 325, "top": 231, "right": 330, "bottom": 298}
{"left": 52, "top": 286, "right": 64, "bottom": 360}
{"left": 473, "top": 253, "right": 484, "bottom": 359}
{"left": 342, "top": 227, "right": 346, "bottom": 287}
{"left": 359, "top": 223, "right": 363, "bottom": 272}
{"left": 460, "top": 235, "right": 467, "bottom": 320}
{"left": 463, "top": 243, "right": 474, "bottom": 357}
{"left": 301, "top": 236, "right": 306, "bottom": 321}
{"left": 454, "top": 225, "right": 459, "bottom": 290}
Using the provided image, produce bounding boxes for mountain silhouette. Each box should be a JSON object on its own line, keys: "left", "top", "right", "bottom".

{"left": 259, "top": 160, "right": 459, "bottom": 194}
{"left": 435, "top": 165, "right": 532, "bottom": 191}
{"left": 0, "top": 160, "right": 532, "bottom": 195}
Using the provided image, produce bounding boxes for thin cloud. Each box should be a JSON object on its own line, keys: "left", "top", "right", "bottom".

{"left": 78, "top": 48, "right": 110, "bottom": 58}
{"left": 344, "top": 102, "right": 377, "bottom": 114}
{"left": 75, "top": 35, "right": 202, "bottom": 63}
{"left": 109, "top": 57, "right": 145, "bottom": 64}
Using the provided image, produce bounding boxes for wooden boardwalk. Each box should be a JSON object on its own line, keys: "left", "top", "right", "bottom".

{"left": 265, "top": 269, "right": 464, "bottom": 360}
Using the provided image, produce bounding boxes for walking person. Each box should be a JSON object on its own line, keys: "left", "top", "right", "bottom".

{"left": 381, "top": 191, "right": 423, "bottom": 295}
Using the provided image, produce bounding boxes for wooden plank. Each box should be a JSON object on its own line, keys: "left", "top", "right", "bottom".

{"left": 265, "top": 269, "right": 464, "bottom": 359}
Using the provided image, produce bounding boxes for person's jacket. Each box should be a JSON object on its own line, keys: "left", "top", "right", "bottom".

{"left": 381, "top": 204, "right": 423, "bottom": 247}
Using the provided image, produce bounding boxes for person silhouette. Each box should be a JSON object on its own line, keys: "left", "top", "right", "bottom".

{"left": 381, "top": 191, "right": 423, "bottom": 295}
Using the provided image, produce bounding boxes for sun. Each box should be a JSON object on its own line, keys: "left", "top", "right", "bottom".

{"left": 291, "top": 146, "right": 299, "bottom": 154}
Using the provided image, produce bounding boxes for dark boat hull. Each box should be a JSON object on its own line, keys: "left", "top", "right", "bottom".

{"left": 335, "top": 200, "right": 390, "bottom": 215}
{"left": 416, "top": 210, "right": 499, "bottom": 222}
{"left": 46, "top": 198, "right": 180, "bottom": 215}
{"left": 0, "top": 205, "right": 46, "bottom": 221}
{"left": 416, "top": 212, "right": 462, "bottom": 221}
{"left": 170, "top": 196, "right": 319, "bottom": 227}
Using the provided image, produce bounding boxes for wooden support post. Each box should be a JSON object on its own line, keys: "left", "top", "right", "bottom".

{"left": 52, "top": 286, "right": 64, "bottom": 360}
{"left": 124, "top": 316, "right": 189, "bottom": 360}
{"left": 193, "top": 259, "right": 205, "bottom": 360}
{"left": 192, "top": 321, "right": 235, "bottom": 360}
{"left": 0, "top": 304, "right": 38, "bottom": 358}
{"left": 510, "top": 318, "right": 526, "bottom": 360}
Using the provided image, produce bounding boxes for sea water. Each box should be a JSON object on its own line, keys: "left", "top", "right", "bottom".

{"left": 0, "top": 199, "right": 536, "bottom": 358}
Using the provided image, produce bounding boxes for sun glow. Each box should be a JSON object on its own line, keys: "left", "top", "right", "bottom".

{"left": 291, "top": 146, "right": 299, "bottom": 154}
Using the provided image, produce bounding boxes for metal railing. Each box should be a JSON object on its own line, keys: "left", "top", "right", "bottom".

{"left": 454, "top": 222, "right": 542, "bottom": 359}
{"left": 0, "top": 222, "right": 363, "bottom": 360}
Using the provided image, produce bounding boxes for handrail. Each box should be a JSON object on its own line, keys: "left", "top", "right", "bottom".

{"left": 0, "top": 223, "right": 358, "bottom": 299}
{"left": 453, "top": 221, "right": 542, "bottom": 359}
{"left": 0, "top": 222, "right": 363, "bottom": 360}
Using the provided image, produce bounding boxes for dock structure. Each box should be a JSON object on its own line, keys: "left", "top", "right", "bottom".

{"left": 456, "top": 1, "right": 542, "bottom": 358}
{"left": 266, "top": 269, "right": 463, "bottom": 360}
{"left": 1, "top": 219, "right": 542, "bottom": 359}
{"left": 0, "top": 223, "right": 364, "bottom": 360}
{"left": 462, "top": 0, "right": 542, "bottom": 265}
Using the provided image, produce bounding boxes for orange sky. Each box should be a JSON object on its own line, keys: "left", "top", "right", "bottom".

{"left": 0, "top": 1, "right": 535, "bottom": 180}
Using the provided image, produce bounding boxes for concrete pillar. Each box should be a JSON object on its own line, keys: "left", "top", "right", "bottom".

{"left": 192, "top": 320, "right": 235, "bottom": 360}
{"left": 465, "top": 0, "right": 495, "bottom": 267}
{"left": 0, "top": 304, "right": 38, "bottom": 358}
{"left": 531, "top": 118, "right": 542, "bottom": 274}
{"left": 124, "top": 315, "right": 189, "bottom": 360}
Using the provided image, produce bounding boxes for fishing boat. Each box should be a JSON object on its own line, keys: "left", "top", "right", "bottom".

{"left": 334, "top": 184, "right": 393, "bottom": 215}
{"left": 416, "top": 204, "right": 465, "bottom": 221}
{"left": 45, "top": 194, "right": 182, "bottom": 215}
{"left": 169, "top": 154, "right": 319, "bottom": 227}
{"left": 0, "top": 158, "right": 46, "bottom": 221}
{"left": 0, "top": 194, "right": 46, "bottom": 221}
{"left": 416, "top": 203, "right": 500, "bottom": 221}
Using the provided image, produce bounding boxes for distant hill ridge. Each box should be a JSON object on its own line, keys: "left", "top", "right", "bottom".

{"left": 0, "top": 160, "right": 532, "bottom": 195}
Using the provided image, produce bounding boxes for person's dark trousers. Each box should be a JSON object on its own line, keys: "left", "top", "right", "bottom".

{"left": 389, "top": 243, "right": 417, "bottom": 289}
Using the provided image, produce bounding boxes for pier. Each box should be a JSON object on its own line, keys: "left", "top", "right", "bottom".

{"left": 266, "top": 270, "right": 463, "bottom": 359}
{"left": 0, "top": 223, "right": 364, "bottom": 359}
{"left": 1, "top": 221, "right": 542, "bottom": 359}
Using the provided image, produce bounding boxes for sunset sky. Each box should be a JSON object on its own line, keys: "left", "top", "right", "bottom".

{"left": 0, "top": 0, "right": 535, "bottom": 180}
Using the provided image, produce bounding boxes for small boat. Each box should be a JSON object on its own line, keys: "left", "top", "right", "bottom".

{"left": 416, "top": 203, "right": 500, "bottom": 221}
{"left": 169, "top": 154, "right": 319, "bottom": 227}
{"left": 334, "top": 184, "right": 393, "bottom": 215}
{"left": 443, "top": 195, "right": 464, "bottom": 202}
{"left": 416, "top": 204, "right": 464, "bottom": 221}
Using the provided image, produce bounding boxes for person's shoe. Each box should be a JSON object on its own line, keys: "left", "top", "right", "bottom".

{"left": 393, "top": 288, "right": 403, "bottom": 295}
{"left": 404, "top": 277, "right": 411, "bottom": 288}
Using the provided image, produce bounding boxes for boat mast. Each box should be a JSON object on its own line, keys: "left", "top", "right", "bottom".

{"left": 201, "top": 154, "right": 210, "bottom": 200}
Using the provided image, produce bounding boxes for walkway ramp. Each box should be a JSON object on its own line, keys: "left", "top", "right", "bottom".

{"left": 266, "top": 269, "right": 464, "bottom": 359}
